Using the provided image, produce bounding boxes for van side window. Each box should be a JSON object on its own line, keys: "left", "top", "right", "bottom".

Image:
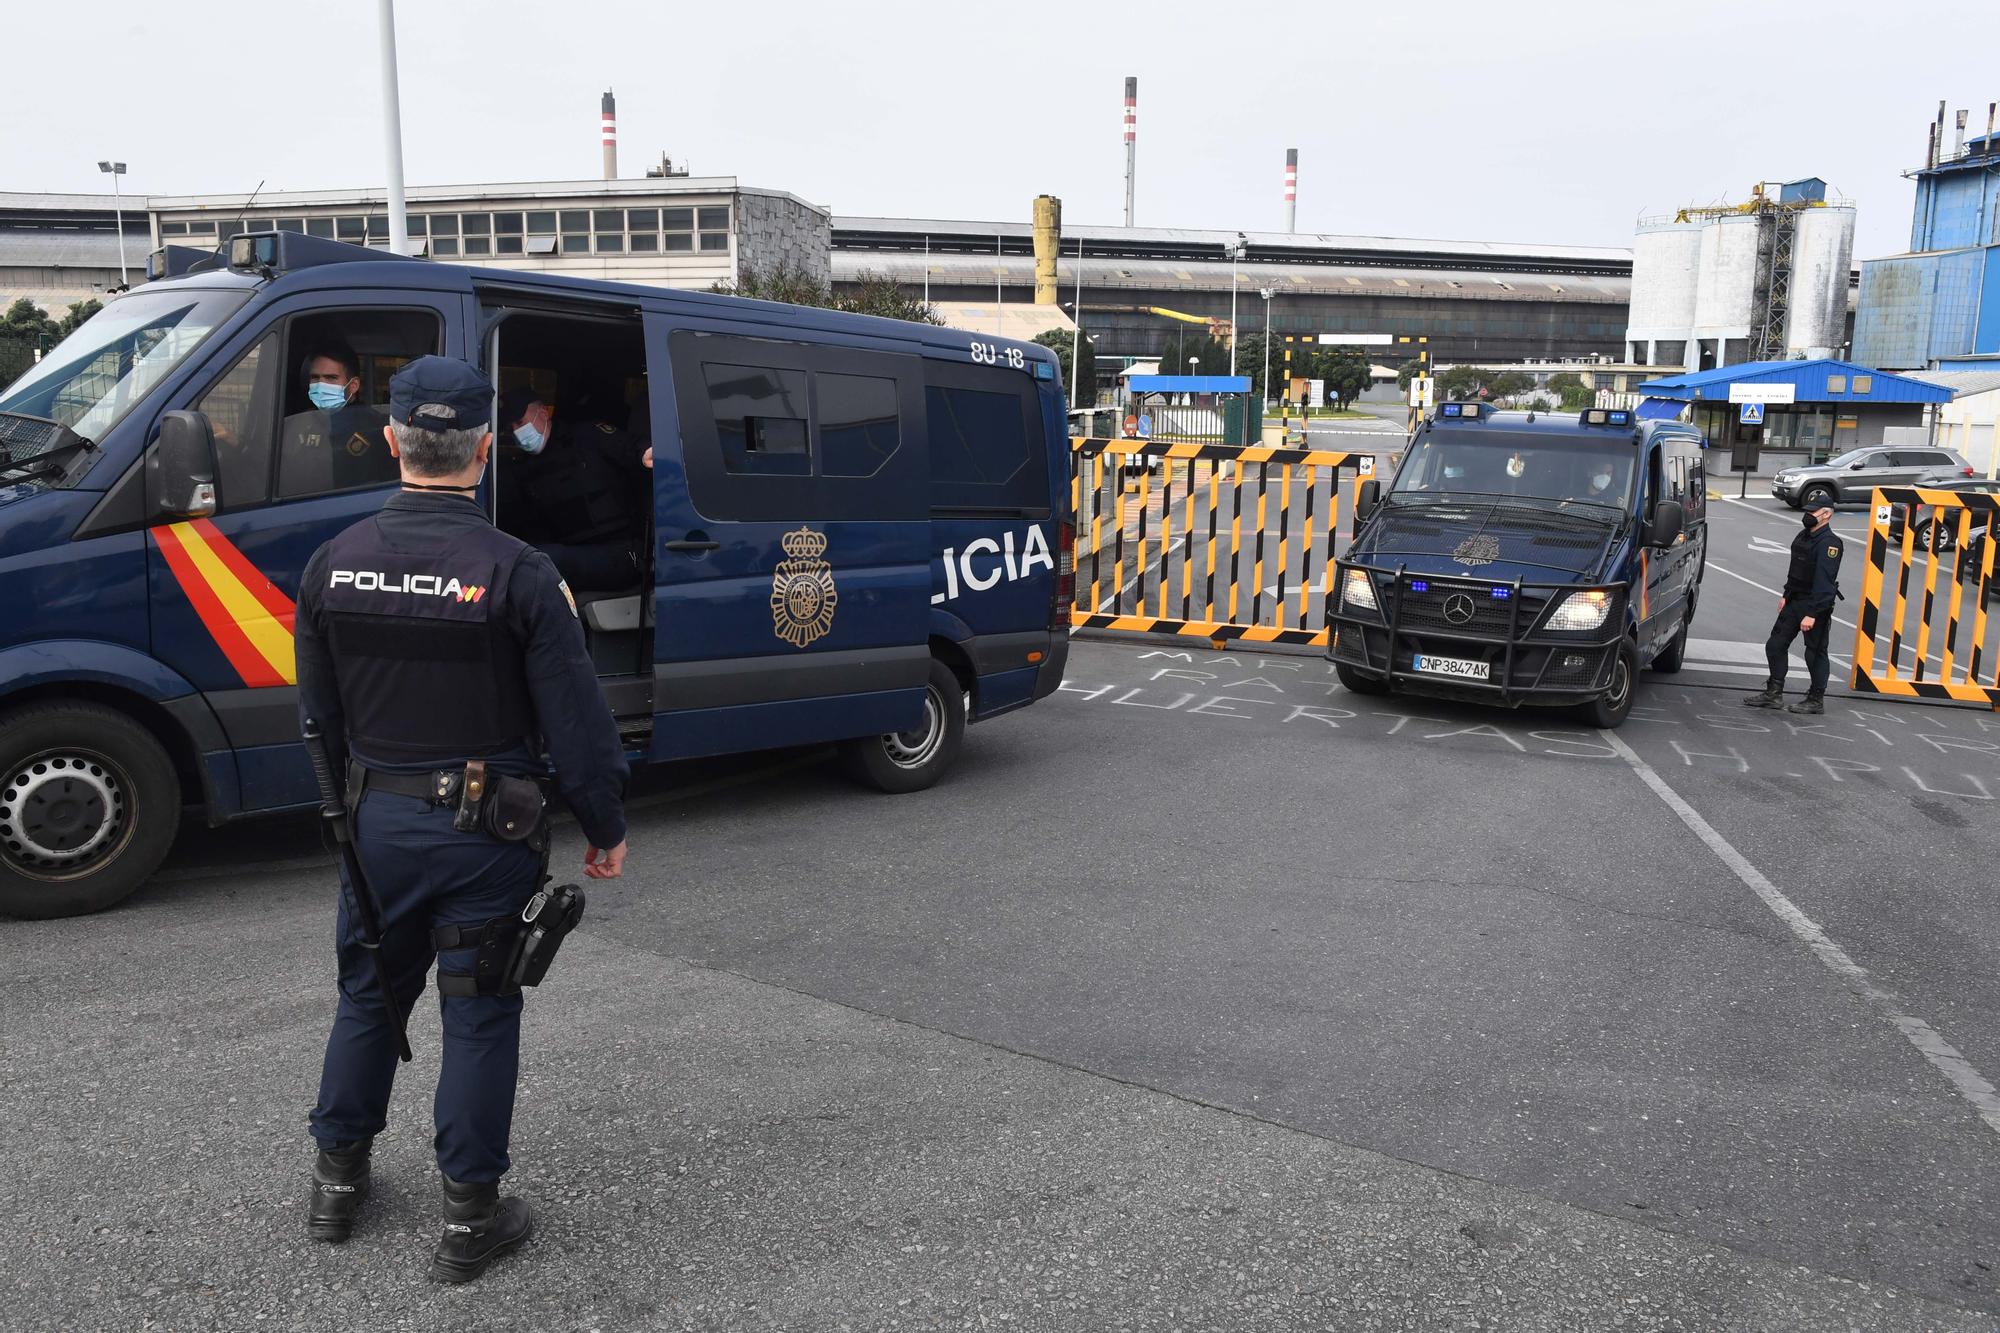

{"left": 197, "top": 333, "right": 282, "bottom": 511}
{"left": 703, "top": 362, "right": 810, "bottom": 476}
{"left": 925, "top": 361, "right": 1048, "bottom": 514}
{"left": 818, "top": 373, "right": 900, "bottom": 478}
{"left": 276, "top": 309, "right": 441, "bottom": 500}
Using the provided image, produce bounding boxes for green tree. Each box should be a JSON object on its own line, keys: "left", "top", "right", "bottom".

{"left": 714, "top": 264, "right": 941, "bottom": 325}
{"left": 1156, "top": 332, "right": 1232, "bottom": 378}
{"left": 56, "top": 299, "right": 102, "bottom": 338}
{"left": 1545, "top": 371, "right": 1594, "bottom": 411}
{"left": 1436, "top": 364, "right": 1487, "bottom": 401}
{"left": 1485, "top": 370, "right": 1536, "bottom": 401}
{"left": 2, "top": 298, "right": 58, "bottom": 346}
{"left": 1323, "top": 350, "right": 1373, "bottom": 410}
{"left": 1031, "top": 329, "right": 1096, "bottom": 407}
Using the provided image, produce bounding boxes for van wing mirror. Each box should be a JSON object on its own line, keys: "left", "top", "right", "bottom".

{"left": 1649, "top": 499, "right": 1684, "bottom": 547}
{"left": 148, "top": 410, "right": 218, "bottom": 519}
{"left": 1353, "top": 478, "right": 1380, "bottom": 527}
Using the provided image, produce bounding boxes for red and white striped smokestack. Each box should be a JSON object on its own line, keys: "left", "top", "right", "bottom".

{"left": 1284, "top": 148, "right": 1298, "bottom": 233}
{"left": 1123, "top": 76, "right": 1136, "bottom": 228}
{"left": 601, "top": 89, "right": 618, "bottom": 180}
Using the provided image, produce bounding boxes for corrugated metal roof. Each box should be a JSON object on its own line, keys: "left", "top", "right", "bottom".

{"left": 929, "top": 302, "right": 1073, "bottom": 341}
{"left": 1905, "top": 369, "right": 2000, "bottom": 397}
{"left": 834, "top": 215, "right": 1632, "bottom": 266}
{"left": 0, "top": 231, "right": 129, "bottom": 267}
{"left": 837, "top": 252, "right": 1629, "bottom": 303}
{"left": 0, "top": 192, "right": 126, "bottom": 211}
{"left": 1635, "top": 359, "right": 1954, "bottom": 405}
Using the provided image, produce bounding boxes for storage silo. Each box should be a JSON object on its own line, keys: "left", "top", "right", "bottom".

{"left": 1785, "top": 203, "right": 1856, "bottom": 356}
{"left": 1691, "top": 213, "right": 1762, "bottom": 359}
{"left": 1627, "top": 219, "right": 1702, "bottom": 362}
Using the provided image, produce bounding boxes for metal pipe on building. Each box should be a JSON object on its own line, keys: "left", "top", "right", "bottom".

{"left": 602, "top": 89, "right": 618, "bottom": 179}
{"left": 1954, "top": 108, "right": 1968, "bottom": 160}
{"left": 1935, "top": 100, "right": 1947, "bottom": 167}
{"left": 1123, "top": 77, "right": 1137, "bottom": 228}
{"left": 375, "top": 0, "right": 409, "bottom": 257}
{"left": 1032, "top": 195, "right": 1061, "bottom": 305}
{"left": 1284, "top": 149, "right": 1297, "bottom": 233}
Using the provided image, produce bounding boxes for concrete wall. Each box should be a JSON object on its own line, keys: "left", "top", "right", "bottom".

{"left": 734, "top": 190, "right": 831, "bottom": 285}
{"left": 1938, "top": 385, "right": 2000, "bottom": 475}
{"left": 1787, "top": 206, "right": 1854, "bottom": 355}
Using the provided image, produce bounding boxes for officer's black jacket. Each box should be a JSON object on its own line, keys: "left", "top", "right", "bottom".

{"left": 497, "top": 420, "right": 649, "bottom": 549}
{"left": 296, "top": 490, "right": 630, "bottom": 849}
{"left": 1782, "top": 521, "right": 1844, "bottom": 618}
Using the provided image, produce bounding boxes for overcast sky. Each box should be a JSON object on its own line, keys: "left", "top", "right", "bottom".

{"left": 9, "top": 0, "right": 1996, "bottom": 260}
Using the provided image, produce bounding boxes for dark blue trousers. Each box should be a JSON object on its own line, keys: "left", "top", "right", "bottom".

{"left": 309, "top": 792, "right": 541, "bottom": 1182}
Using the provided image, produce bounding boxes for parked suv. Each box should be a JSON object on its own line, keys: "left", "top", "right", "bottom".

{"left": 1771, "top": 446, "right": 1971, "bottom": 509}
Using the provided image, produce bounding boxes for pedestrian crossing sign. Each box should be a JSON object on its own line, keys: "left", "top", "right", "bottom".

{"left": 1738, "top": 403, "right": 1765, "bottom": 426}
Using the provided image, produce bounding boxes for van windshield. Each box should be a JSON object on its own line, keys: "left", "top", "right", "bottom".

{"left": 1390, "top": 428, "right": 1636, "bottom": 513}
{"left": 0, "top": 288, "right": 248, "bottom": 442}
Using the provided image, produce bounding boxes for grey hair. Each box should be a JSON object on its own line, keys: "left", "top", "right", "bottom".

{"left": 391, "top": 419, "right": 486, "bottom": 478}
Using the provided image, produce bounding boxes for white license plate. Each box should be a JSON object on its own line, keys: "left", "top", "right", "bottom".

{"left": 1412, "top": 653, "right": 1490, "bottom": 681}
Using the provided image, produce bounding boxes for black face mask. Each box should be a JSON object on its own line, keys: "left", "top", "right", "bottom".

{"left": 1802, "top": 513, "right": 1818, "bottom": 530}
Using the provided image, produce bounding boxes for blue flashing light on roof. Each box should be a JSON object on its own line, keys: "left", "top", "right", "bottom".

{"left": 1440, "top": 402, "right": 1484, "bottom": 419}
{"left": 1580, "top": 408, "right": 1631, "bottom": 427}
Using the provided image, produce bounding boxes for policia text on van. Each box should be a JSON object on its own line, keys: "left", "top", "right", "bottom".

{"left": 1328, "top": 404, "right": 1708, "bottom": 728}
{"left": 0, "top": 232, "right": 1074, "bottom": 919}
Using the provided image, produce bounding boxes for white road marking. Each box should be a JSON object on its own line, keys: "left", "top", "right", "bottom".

{"left": 1601, "top": 729, "right": 2000, "bottom": 1141}
{"left": 1704, "top": 559, "right": 1860, "bottom": 635}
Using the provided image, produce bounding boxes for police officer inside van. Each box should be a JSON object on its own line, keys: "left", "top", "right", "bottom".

{"left": 497, "top": 386, "right": 651, "bottom": 593}
{"left": 279, "top": 343, "right": 391, "bottom": 492}
{"left": 295, "top": 356, "right": 630, "bottom": 1282}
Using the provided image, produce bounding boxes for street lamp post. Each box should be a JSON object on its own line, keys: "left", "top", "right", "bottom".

{"left": 376, "top": 0, "right": 410, "bottom": 255}
{"left": 1259, "top": 286, "right": 1275, "bottom": 407}
{"left": 96, "top": 161, "right": 127, "bottom": 287}
{"left": 1069, "top": 235, "right": 1085, "bottom": 416}
{"left": 1227, "top": 232, "right": 1247, "bottom": 376}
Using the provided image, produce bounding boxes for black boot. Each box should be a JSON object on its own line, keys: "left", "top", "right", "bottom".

{"left": 1743, "top": 683, "right": 1785, "bottom": 708}
{"left": 306, "top": 1140, "right": 372, "bottom": 1243}
{"left": 432, "top": 1175, "right": 533, "bottom": 1283}
{"left": 1788, "top": 692, "right": 1825, "bottom": 715}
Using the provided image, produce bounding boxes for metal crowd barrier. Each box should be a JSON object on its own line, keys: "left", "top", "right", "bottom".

{"left": 1068, "top": 437, "right": 1376, "bottom": 647}
{"left": 1851, "top": 485, "right": 2000, "bottom": 706}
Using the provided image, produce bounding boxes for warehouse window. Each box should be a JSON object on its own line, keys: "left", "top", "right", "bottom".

{"left": 1827, "top": 374, "right": 1847, "bottom": 393}
{"left": 1852, "top": 375, "right": 1873, "bottom": 394}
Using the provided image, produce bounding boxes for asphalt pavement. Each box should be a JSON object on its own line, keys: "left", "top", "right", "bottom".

{"left": 5, "top": 471, "right": 2000, "bottom": 1330}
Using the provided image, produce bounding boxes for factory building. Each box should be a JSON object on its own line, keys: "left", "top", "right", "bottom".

{"left": 1624, "top": 178, "right": 1855, "bottom": 373}
{"left": 1851, "top": 103, "right": 2000, "bottom": 371}
{"left": 830, "top": 217, "right": 1632, "bottom": 366}
{"left": 0, "top": 192, "right": 149, "bottom": 307}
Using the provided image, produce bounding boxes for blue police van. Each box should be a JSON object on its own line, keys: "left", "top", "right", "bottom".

{"left": 1329, "top": 404, "right": 1708, "bottom": 727}
{"left": 0, "top": 233, "right": 1072, "bottom": 917}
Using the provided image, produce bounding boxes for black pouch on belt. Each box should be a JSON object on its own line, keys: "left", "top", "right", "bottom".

{"left": 507, "top": 884, "right": 585, "bottom": 989}
{"left": 481, "top": 772, "right": 546, "bottom": 843}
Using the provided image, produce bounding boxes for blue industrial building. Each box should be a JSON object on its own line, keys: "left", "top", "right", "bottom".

{"left": 1852, "top": 119, "right": 2000, "bottom": 370}
{"left": 1635, "top": 358, "right": 1953, "bottom": 462}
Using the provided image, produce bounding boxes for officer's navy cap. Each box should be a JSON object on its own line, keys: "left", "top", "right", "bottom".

{"left": 498, "top": 385, "right": 546, "bottom": 428}
{"left": 389, "top": 356, "right": 492, "bottom": 432}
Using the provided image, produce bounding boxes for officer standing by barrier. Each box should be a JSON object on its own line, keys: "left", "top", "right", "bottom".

{"left": 296, "top": 356, "right": 630, "bottom": 1282}
{"left": 1745, "top": 502, "right": 1844, "bottom": 715}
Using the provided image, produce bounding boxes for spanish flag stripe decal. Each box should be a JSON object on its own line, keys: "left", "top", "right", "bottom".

{"left": 188, "top": 517, "right": 297, "bottom": 629}
{"left": 151, "top": 523, "right": 296, "bottom": 688}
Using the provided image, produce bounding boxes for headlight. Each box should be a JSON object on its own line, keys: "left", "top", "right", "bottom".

{"left": 1546, "top": 589, "right": 1612, "bottom": 631}
{"left": 1341, "top": 568, "right": 1379, "bottom": 611}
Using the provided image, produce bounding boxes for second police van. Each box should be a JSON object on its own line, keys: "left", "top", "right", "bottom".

{"left": 0, "top": 233, "right": 1073, "bottom": 918}
{"left": 1329, "top": 403, "right": 1708, "bottom": 727}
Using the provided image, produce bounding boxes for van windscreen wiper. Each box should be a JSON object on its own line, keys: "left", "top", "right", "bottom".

{"left": 0, "top": 412, "right": 96, "bottom": 486}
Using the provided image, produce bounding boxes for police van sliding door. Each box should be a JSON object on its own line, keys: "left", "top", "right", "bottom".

{"left": 645, "top": 318, "right": 931, "bottom": 761}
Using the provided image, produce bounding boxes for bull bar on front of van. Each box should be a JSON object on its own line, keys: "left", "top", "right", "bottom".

{"left": 1329, "top": 562, "right": 1629, "bottom": 705}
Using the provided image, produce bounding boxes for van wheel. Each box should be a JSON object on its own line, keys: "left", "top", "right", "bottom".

{"left": 839, "top": 659, "right": 966, "bottom": 794}
{"left": 0, "top": 702, "right": 181, "bottom": 919}
{"left": 1334, "top": 662, "right": 1391, "bottom": 696}
{"left": 1580, "top": 640, "right": 1639, "bottom": 729}
{"left": 1650, "top": 610, "right": 1691, "bottom": 673}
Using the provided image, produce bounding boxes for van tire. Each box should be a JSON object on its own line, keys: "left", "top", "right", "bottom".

{"left": 1579, "top": 640, "right": 1639, "bottom": 729}
{"left": 1334, "top": 662, "right": 1391, "bottom": 696}
{"left": 0, "top": 702, "right": 181, "bottom": 919}
{"left": 839, "top": 658, "right": 966, "bottom": 794}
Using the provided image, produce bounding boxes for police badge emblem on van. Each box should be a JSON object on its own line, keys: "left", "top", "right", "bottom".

{"left": 770, "top": 527, "right": 838, "bottom": 648}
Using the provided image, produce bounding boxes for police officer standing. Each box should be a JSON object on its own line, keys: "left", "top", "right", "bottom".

{"left": 498, "top": 386, "right": 651, "bottom": 592}
{"left": 296, "top": 356, "right": 630, "bottom": 1282}
{"left": 1745, "top": 502, "right": 1844, "bottom": 715}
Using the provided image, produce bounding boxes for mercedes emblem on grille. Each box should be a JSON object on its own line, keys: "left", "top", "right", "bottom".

{"left": 1442, "top": 593, "right": 1476, "bottom": 625}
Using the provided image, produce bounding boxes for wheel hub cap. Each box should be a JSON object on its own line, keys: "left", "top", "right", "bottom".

{"left": 2, "top": 756, "right": 123, "bottom": 867}
{"left": 881, "top": 688, "right": 945, "bottom": 769}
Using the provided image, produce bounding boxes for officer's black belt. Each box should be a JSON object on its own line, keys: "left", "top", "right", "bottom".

{"left": 349, "top": 762, "right": 465, "bottom": 807}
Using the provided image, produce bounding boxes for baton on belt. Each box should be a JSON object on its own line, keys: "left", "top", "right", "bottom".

{"left": 303, "top": 718, "right": 413, "bottom": 1064}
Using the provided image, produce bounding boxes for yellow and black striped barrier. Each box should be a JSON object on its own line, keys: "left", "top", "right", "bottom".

{"left": 1852, "top": 485, "right": 2000, "bottom": 707}
{"left": 1068, "top": 436, "right": 1376, "bottom": 647}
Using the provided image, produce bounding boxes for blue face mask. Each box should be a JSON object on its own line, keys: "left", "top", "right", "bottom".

{"left": 307, "top": 382, "right": 349, "bottom": 412}
{"left": 513, "top": 420, "right": 546, "bottom": 454}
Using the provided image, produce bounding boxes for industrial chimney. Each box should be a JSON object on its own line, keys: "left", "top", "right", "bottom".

{"left": 1122, "top": 77, "right": 1136, "bottom": 228}
{"left": 1954, "top": 108, "right": 1968, "bottom": 159}
{"left": 1032, "top": 195, "right": 1062, "bottom": 305}
{"left": 1283, "top": 148, "right": 1298, "bottom": 232}
{"left": 601, "top": 89, "right": 618, "bottom": 179}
